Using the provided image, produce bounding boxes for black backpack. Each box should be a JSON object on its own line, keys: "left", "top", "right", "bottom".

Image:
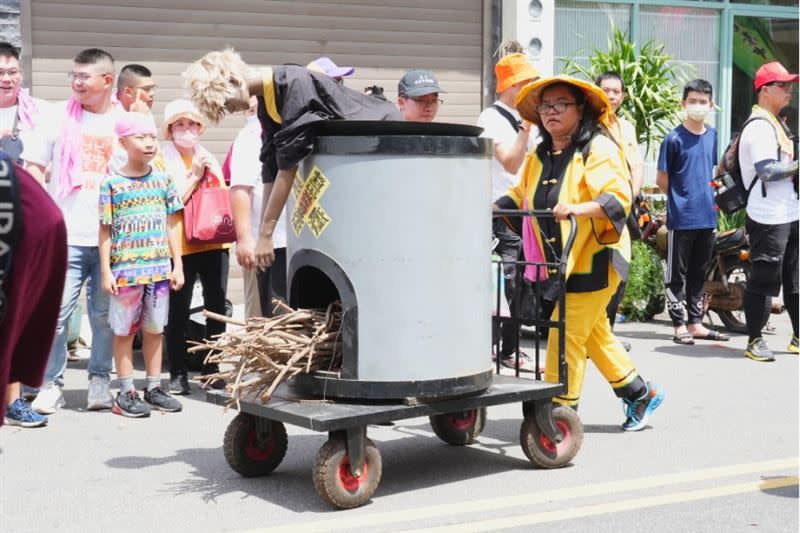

{"left": 0, "top": 151, "right": 21, "bottom": 321}
{"left": 713, "top": 117, "right": 777, "bottom": 214}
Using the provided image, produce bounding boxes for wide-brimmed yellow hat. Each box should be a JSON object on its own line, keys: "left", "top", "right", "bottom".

{"left": 515, "top": 75, "right": 613, "bottom": 126}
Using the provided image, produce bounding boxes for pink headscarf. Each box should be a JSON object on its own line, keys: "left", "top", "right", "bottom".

{"left": 115, "top": 111, "right": 157, "bottom": 137}
{"left": 56, "top": 92, "right": 120, "bottom": 198}
{"left": 15, "top": 87, "right": 39, "bottom": 130}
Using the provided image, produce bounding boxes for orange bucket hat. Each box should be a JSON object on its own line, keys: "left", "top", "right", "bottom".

{"left": 495, "top": 53, "right": 539, "bottom": 94}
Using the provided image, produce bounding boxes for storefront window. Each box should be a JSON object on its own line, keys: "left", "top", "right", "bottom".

{"left": 732, "top": 0, "right": 798, "bottom": 6}
{"left": 639, "top": 6, "right": 720, "bottom": 129}
{"left": 554, "top": 2, "right": 631, "bottom": 73}
{"left": 731, "top": 16, "right": 799, "bottom": 136}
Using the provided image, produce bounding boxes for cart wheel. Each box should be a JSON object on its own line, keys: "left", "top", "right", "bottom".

{"left": 312, "top": 436, "right": 382, "bottom": 509}
{"left": 429, "top": 407, "right": 487, "bottom": 445}
{"left": 520, "top": 405, "right": 583, "bottom": 469}
{"left": 223, "top": 413, "right": 288, "bottom": 477}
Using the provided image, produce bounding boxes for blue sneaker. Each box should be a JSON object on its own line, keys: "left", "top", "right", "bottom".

{"left": 622, "top": 382, "right": 664, "bottom": 432}
{"left": 4, "top": 398, "right": 48, "bottom": 428}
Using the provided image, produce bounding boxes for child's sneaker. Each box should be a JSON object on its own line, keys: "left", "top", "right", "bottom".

{"left": 788, "top": 336, "right": 799, "bottom": 354}
{"left": 112, "top": 390, "right": 151, "bottom": 418}
{"left": 4, "top": 398, "right": 48, "bottom": 427}
{"left": 144, "top": 387, "right": 182, "bottom": 413}
{"left": 745, "top": 337, "right": 775, "bottom": 362}
{"left": 622, "top": 382, "right": 664, "bottom": 432}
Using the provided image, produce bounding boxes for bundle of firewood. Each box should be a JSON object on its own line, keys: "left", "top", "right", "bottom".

{"left": 188, "top": 301, "right": 342, "bottom": 406}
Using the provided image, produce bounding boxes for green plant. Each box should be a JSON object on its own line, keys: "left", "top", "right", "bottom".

{"left": 562, "top": 26, "right": 695, "bottom": 156}
{"left": 620, "top": 241, "right": 665, "bottom": 322}
{"left": 717, "top": 210, "right": 746, "bottom": 232}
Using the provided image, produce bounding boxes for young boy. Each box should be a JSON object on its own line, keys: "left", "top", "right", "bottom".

{"left": 656, "top": 79, "right": 729, "bottom": 345}
{"left": 99, "top": 112, "right": 185, "bottom": 418}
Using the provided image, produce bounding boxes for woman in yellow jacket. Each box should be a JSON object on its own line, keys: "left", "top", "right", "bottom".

{"left": 495, "top": 76, "right": 664, "bottom": 431}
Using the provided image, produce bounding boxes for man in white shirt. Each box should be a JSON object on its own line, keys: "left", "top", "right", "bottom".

{"left": 25, "top": 48, "right": 119, "bottom": 413}
{"left": 230, "top": 96, "right": 288, "bottom": 318}
{"left": 477, "top": 52, "right": 539, "bottom": 372}
{"left": 738, "top": 61, "right": 799, "bottom": 362}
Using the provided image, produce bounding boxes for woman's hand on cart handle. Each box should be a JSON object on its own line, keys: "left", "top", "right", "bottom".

{"left": 552, "top": 201, "right": 603, "bottom": 222}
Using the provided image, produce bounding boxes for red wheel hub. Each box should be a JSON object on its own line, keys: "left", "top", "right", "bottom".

{"left": 338, "top": 458, "right": 368, "bottom": 492}
{"left": 538, "top": 419, "right": 571, "bottom": 454}
{"left": 447, "top": 410, "right": 477, "bottom": 430}
{"left": 244, "top": 429, "right": 276, "bottom": 461}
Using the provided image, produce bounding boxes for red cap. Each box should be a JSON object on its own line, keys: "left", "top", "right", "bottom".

{"left": 754, "top": 61, "right": 799, "bottom": 90}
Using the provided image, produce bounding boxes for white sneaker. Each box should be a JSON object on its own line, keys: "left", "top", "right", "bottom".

{"left": 31, "top": 381, "right": 65, "bottom": 415}
{"left": 87, "top": 376, "right": 114, "bottom": 411}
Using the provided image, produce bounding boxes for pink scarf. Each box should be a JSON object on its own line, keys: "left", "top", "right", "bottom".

{"left": 56, "top": 93, "right": 120, "bottom": 198}
{"left": 15, "top": 87, "right": 39, "bottom": 130}
{"left": 522, "top": 197, "right": 547, "bottom": 282}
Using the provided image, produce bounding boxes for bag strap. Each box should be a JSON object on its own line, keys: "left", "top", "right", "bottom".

{"left": 491, "top": 104, "right": 520, "bottom": 133}
{"left": 0, "top": 155, "right": 21, "bottom": 321}
{"left": 737, "top": 116, "right": 780, "bottom": 199}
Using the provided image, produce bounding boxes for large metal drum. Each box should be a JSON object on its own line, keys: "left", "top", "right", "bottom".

{"left": 287, "top": 121, "right": 493, "bottom": 400}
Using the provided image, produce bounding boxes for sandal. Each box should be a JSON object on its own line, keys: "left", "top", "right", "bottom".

{"left": 672, "top": 333, "right": 695, "bottom": 345}
{"left": 693, "top": 330, "right": 730, "bottom": 341}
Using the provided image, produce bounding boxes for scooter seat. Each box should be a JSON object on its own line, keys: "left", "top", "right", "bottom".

{"left": 714, "top": 227, "right": 746, "bottom": 253}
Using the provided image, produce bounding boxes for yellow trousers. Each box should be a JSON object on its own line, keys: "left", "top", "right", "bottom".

{"left": 545, "top": 269, "right": 639, "bottom": 406}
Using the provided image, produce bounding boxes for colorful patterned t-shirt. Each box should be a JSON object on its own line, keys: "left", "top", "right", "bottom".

{"left": 99, "top": 170, "right": 183, "bottom": 286}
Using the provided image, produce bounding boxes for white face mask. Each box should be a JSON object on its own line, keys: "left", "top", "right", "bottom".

{"left": 173, "top": 130, "right": 199, "bottom": 149}
{"left": 246, "top": 114, "right": 259, "bottom": 125}
{"left": 686, "top": 103, "right": 711, "bottom": 122}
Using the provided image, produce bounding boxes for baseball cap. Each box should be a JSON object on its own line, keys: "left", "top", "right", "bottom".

{"left": 398, "top": 69, "right": 444, "bottom": 97}
{"left": 306, "top": 57, "right": 355, "bottom": 79}
{"left": 754, "top": 61, "right": 799, "bottom": 91}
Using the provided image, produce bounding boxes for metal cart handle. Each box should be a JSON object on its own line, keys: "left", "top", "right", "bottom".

{"left": 492, "top": 209, "right": 578, "bottom": 271}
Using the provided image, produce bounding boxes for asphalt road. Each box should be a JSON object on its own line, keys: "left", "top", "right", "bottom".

{"left": 2, "top": 309, "right": 798, "bottom": 532}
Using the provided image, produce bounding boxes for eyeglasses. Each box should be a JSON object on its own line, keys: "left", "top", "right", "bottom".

{"left": 765, "top": 81, "right": 793, "bottom": 90}
{"left": 0, "top": 69, "right": 21, "bottom": 78}
{"left": 67, "top": 72, "right": 108, "bottom": 83}
{"left": 171, "top": 122, "right": 201, "bottom": 133}
{"left": 134, "top": 84, "right": 158, "bottom": 96}
{"left": 409, "top": 96, "right": 443, "bottom": 107}
{"left": 536, "top": 101, "right": 579, "bottom": 115}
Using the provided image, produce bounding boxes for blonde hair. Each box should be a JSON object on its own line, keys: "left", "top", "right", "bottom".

{"left": 183, "top": 48, "right": 250, "bottom": 124}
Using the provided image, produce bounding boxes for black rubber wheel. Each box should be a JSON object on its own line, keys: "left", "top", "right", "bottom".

{"left": 520, "top": 405, "right": 583, "bottom": 469}
{"left": 223, "top": 413, "right": 288, "bottom": 477}
{"left": 714, "top": 261, "right": 767, "bottom": 335}
{"left": 429, "top": 407, "right": 487, "bottom": 445}
{"left": 312, "top": 436, "right": 382, "bottom": 509}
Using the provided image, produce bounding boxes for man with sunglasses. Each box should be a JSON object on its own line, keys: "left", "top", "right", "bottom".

{"left": 24, "top": 48, "right": 119, "bottom": 414}
{"left": 397, "top": 69, "right": 443, "bottom": 122}
{"left": 738, "top": 62, "right": 799, "bottom": 362}
{"left": 116, "top": 63, "right": 157, "bottom": 112}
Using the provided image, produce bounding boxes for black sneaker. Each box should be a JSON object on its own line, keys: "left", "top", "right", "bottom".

{"left": 144, "top": 387, "right": 182, "bottom": 413}
{"left": 745, "top": 337, "right": 775, "bottom": 362}
{"left": 169, "top": 374, "right": 190, "bottom": 396}
{"left": 112, "top": 390, "right": 151, "bottom": 418}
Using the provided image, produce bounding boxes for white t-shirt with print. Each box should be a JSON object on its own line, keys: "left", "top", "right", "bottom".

{"left": 1, "top": 97, "right": 50, "bottom": 160}
{"left": 477, "top": 101, "right": 538, "bottom": 202}
{"left": 739, "top": 118, "right": 799, "bottom": 225}
{"left": 23, "top": 101, "right": 119, "bottom": 246}
{"left": 229, "top": 116, "right": 288, "bottom": 249}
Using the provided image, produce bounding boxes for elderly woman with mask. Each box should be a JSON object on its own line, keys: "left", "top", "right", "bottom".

{"left": 160, "top": 99, "right": 229, "bottom": 395}
{"left": 494, "top": 76, "right": 664, "bottom": 432}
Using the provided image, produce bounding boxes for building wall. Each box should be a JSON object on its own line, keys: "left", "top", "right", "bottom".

{"left": 27, "top": 0, "right": 485, "bottom": 160}
{"left": 0, "top": 0, "right": 20, "bottom": 47}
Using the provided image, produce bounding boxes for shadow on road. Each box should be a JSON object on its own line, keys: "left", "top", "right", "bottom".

{"left": 760, "top": 476, "right": 800, "bottom": 499}
{"left": 104, "top": 417, "right": 554, "bottom": 512}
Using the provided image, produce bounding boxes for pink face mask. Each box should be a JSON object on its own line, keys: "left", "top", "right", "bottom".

{"left": 173, "top": 130, "right": 199, "bottom": 149}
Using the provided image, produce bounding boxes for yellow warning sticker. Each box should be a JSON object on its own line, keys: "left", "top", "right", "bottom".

{"left": 291, "top": 166, "right": 332, "bottom": 238}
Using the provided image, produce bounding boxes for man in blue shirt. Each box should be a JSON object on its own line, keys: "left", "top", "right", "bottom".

{"left": 657, "top": 79, "right": 729, "bottom": 345}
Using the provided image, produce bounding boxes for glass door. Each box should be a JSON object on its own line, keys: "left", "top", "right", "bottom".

{"left": 730, "top": 15, "right": 799, "bottom": 135}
